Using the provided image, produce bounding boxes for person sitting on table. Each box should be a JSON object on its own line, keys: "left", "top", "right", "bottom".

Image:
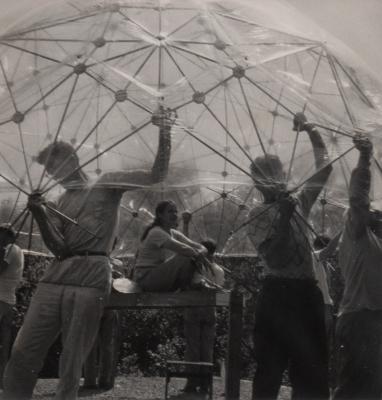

{"left": 132, "top": 200, "right": 211, "bottom": 292}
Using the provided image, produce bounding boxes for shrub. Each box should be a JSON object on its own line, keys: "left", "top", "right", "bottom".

{"left": 14, "top": 254, "right": 343, "bottom": 380}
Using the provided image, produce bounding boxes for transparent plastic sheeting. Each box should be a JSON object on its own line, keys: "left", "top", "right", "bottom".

{"left": 0, "top": 0, "right": 381, "bottom": 255}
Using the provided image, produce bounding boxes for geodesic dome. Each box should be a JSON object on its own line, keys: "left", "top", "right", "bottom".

{"left": 0, "top": 0, "right": 382, "bottom": 255}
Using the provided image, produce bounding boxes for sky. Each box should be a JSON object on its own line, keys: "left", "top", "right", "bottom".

{"left": 287, "top": 0, "right": 382, "bottom": 79}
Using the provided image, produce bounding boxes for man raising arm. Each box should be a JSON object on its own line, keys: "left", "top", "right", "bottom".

{"left": 3, "top": 109, "right": 174, "bottom": 400}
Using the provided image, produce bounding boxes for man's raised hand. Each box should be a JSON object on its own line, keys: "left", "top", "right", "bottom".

{"left": 353, "top": 133, "right": 373, "bottom": 156}
{"left": 151, "top": 106, "right": 177, "bottom": 129}
{"left": 293, "top": 112, "right": 315, "bottom": 132}
{"left": 27, "top": 191, "right": 46, "bottom": 212}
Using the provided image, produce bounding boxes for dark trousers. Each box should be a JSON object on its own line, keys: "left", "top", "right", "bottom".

{"left": 252, "top": 277, "right": 329, "bottom": 400}
{"left": 333, "top": 310, "right": 382, "bottom": 400}
{"left": 0, "top": 301, "right": 13, "bottom": 388}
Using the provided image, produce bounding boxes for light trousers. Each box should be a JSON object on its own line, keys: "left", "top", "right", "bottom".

{"left": 3, "top": 282, "right": 107, "bottom": 400}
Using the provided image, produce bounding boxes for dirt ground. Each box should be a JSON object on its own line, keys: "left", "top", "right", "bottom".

{"left": 29, "top": 376, "right": 291, "bottom": 399}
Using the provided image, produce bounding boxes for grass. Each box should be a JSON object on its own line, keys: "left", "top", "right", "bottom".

{"left": 30, "top": 376, "right": 291, "bottom": 399}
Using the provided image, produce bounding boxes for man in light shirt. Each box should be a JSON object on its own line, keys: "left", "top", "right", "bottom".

{"left": 3, "top": 108, "right": 173, "bottom": 400}
{"left": 333, "top": 134, "right": 382, "bottom": 400}
{"left": 0, "top": 224, "right": 24, "bottom": 388}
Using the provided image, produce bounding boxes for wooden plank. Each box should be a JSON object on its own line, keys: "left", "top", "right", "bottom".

{"left": 107, "top": 290, "right": 231, "bottom": 309}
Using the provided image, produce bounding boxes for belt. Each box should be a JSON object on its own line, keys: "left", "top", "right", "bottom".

{"left": 57, "top": 251, "right": 108, "bottom": 261}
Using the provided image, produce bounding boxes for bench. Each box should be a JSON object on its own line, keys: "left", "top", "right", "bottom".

{"left": 165, "top": 360, "right": 214, "bottom": 399}
{"left": 96, "top": 289, "right": 243, "bottom": 400}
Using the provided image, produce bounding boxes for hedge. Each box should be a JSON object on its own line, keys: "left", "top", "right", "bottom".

{"left": 13, "top": 254, "right": 343, "bottom": 380}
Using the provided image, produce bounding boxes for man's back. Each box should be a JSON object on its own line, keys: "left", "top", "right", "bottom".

{"left": 339, "top": 216, "right": 382, "bottom": 315}
{"left": 248, "top": 199, "right": 314, "bottom": 279}
{"left": 51, "top": 185, "right": 122, "bottom": 254}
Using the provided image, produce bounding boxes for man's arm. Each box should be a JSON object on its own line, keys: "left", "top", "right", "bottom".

{"left": 98, "top": 107, "right": 174, "bottom": 191}
{"left": 150, "top": 106, "right": 174, "bottom": 183}
{"left": 28, "top": 193, "right": 71, "bottom": 258}
{"left": 294, "top": 113, "right": 333, "bottom": 213}
{"left": 347, "top": 133, "right": 373, "bottom": 238}
{"left": 318, "top": 231, "right": 342, "bottom": 262}
{"left": 163, "top": 235, "right": 205, "bottom": 258}
{"left": 173, "top": 230, "right": 207, "bottom": 254}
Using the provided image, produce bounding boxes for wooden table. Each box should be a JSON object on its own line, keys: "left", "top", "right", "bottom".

{"left": 106, "top": 289, "right": 243, "bottom": 400}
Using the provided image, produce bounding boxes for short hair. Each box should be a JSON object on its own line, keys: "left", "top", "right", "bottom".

{"left": 201, "top": 238, "right": 217, "bottom": 255}
{"left": 0, "top": 223, "right": 16, "bottom": 242}
{"left": 250, "top": 154, "right": 284, "bottom": 181}
{"left": 37, "top": 141, "right": 78, "bottom": 166}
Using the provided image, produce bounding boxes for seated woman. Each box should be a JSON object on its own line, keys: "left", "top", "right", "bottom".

{"left": 133, "top": 200, "right": 208, "bottom": 292}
